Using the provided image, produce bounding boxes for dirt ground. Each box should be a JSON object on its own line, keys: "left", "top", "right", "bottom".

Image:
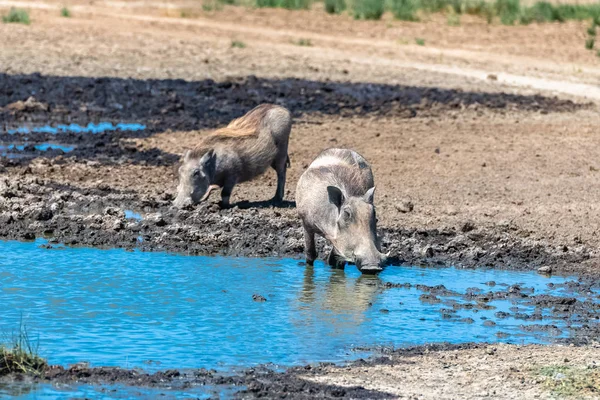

{"left": 303, "top": 343, "right": 600, "bottom": 399}
{"left": 1, "top": 1, "right": 600, "bottom": 398}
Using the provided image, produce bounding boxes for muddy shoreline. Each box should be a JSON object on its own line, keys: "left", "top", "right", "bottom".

{"left": 0, "top": 168, "right": 594, "bottom": 277}
{"left": 2, "top": 343, "right": 489, "bottom": 399}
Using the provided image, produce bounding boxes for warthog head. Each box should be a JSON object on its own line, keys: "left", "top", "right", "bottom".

{"left": 173, "top": 149, "right": 216, "bottom": 209}
{"left": 327, "top": 185, "right": 387, "bottom": 273}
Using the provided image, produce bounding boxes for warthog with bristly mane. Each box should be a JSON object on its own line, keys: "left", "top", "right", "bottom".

{"left": 296, "top": 148, "right": 387, "bottom": 273}
{"left": 174, "top": 104, "right": 292, "bottom": 208}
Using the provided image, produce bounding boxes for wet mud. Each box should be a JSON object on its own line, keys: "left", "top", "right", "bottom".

{"left": 0, "top": 343, "right": 486, "bottom": 399}
{"left": 0, "top": 170, "right": 593, "bottom": 276}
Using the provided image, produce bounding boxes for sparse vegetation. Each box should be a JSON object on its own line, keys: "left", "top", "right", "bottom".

{"left": 180, "top": 8, "right": 197, "bottom": 17}
{"left": 0, "top": 322, "right": 47, "bottom": 376}
{"left": 231, "top": 40, "right": 247, "bottom": 48}
{"left": 391, "top": 0, "right": 419, "bottom": 21}
{"left": 255, "top": 0, "right": 311, "bottom": 9}
{"left": 352, "top": 0, "right": 385, "bottom": 20}
{"left": 494, "top": 0, "right": 520, "bottom": 25}
{"left": 2, "top": 8, "right": 30, "bottom": 25}
{"left": 294, "top": 38, "right": 313, "bottom": 46}
{"left": 536, "top": 365, "right": 600, "bottom": 398}
{"left": 447, "top": 9, "right": 461, "bottom": 25}
{"left": 586, "top": 37, "right": 595, "bottom": 50}
{"left": 203, "top": 0, "right": 224, "bottom": 12}
{"left": 325, "top": 0, "right": 346, "bottom": 14}
{"left": 239, "top": 0, "right": 600, "bottom": 24}
{"left": 415, "top": 37, "right": 425, "bottom": 45}
{"left": 60, "top": 7, "right": 71, "bottom": 17}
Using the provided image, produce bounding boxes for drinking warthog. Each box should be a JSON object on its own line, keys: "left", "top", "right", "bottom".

{"left": 296, "top": 148, "right": 387, "bottom": 273}
{"left": 174, "top": 104, "right": 292, "bottom": 208}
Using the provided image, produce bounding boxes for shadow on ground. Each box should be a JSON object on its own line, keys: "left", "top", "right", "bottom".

{"left": 0, "top": 72, "right": 589, "bottom": 166}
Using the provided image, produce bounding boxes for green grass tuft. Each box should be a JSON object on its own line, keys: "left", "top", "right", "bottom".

{"left": 415, "top": 37, "right": 425, "bottom": 45}
{"left": 325, "top": 0, "right": 346, "bottom": 14}
{"left": 255, "top": 0, "right": 311, "bottom": 9}
{"left": 231, "top": 40, "right": 247, "bottom": 48}
{"left": 494, "top": 0, "right": 520, "bottom": 25}
{"left": 0, "top": 322, "right": 47, "bottom": 377}
{"left": 391, "top": 0, "right": 419, "bottom": 21}
{"left": 447, "top": 10, "right": 461, "bottom": 25}
{"left": 586, "top": 37, "right": 595, "bottom": 50}
{"left": 60, "top": 7, "right": 71, "bottom": 17}
{"left": 294, "top": 38, "right": 313, "bottom": 46}
{"left": 2, "top": 8, "right": 30, "bottom": 24}
{"left": 352, "top": 0, "right": 385, "bottom": 20}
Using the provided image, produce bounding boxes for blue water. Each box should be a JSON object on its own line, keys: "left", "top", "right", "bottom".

{"left": 124, "top": 210, "right": 143, "bottom": 221}
{"left": 0, "top": 143, "right": 74, "bottom": 152}
{"left": 0, "top": 382, "right": 220, "bottom": 399}
{"left": 7, "top": 122, "right": 145, "bottom": 135}
{"left": 0, "top": 239, "right": 593, "bottom": 377}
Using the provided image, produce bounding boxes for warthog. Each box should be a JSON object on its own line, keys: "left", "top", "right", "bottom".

{"left": 296, "top": 148, "right": 387, "bottom": 273}
{"left": 174, "top": 104, "right": 292, "bottom": 208}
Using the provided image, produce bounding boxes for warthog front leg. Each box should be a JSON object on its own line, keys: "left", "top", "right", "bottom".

{"left": 219, "top": 178, "right": 236, "bottom": 209}
{"left": 271, "top": 154, "right": 288, "bottom": 204}
{"left": 303, "top": 223, "right": 317, "bottom": 266}
{"left": 327, "top": 248, "right": 346, "bottom": 269}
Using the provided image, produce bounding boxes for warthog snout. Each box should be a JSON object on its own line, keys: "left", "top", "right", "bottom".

{"left": 173, "top": 149, "right": 216, "bottom": 209}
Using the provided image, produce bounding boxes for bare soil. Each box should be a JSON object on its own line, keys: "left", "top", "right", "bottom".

{"left": 1, "top": 1, "right": 600, "bottom": 398}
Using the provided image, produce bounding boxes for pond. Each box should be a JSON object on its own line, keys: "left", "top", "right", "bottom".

{"left": 0, "top": 239, "right": 597, "bottom": 398}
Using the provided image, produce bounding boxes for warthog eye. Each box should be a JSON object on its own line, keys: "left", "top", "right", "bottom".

{"left": 193, "top": 169, "right": 200, "bottom": 177}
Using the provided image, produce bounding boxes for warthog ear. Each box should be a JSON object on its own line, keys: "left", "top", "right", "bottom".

{"left": 199, "top": 149, "right": 216, "bottom": 178}
{"left": 364, "top": 187, "right": 375, "bottom": 204}
{"left": 327, "top": 186, "right": 345, "bottom": 210}
{"left": 183, "top": 149, "right": 191, "bottom": 162}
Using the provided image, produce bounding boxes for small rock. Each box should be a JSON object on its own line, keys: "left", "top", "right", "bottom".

{"left": 35, "top": 208, "right": 53, "bottom": 221}
{"left": 380, "top": 308, "right": 390, "bottom": 313}
{"left": 553, "top": 373, "right": 566, "bottom": 381}
{"left": 252, "top": 294, "right": 267, "bottom": 302}
{"left": 483, "top": 320, "right": 496, "bottom": 327}
{"left": 487, "top": 74, "right": 498, "bottom": 81}
{"left": 537, "top": 266, "right": 552, "bottom": 275}
{"left": 22, "top": 232, "right": 35, "bottom": 240}
{"left": 423, "top": 245, "right": 434, "bottom": 258}
{"left": 112, "top": 220, "right": 124, "bottom": 232}
{"left": 395, "top": 200, "right": 414, "bottom": 213}
{"left": 419, "top": 294, "right": 441, "bottom": 304}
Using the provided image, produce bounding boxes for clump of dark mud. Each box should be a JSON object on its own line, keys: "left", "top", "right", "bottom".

{"left": 1, "top": 361, "right": 396, "bottom": 399}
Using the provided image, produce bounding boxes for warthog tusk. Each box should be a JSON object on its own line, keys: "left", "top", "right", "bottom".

{"left": 201, "top": 184, "right": 220, "bottom": 202}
